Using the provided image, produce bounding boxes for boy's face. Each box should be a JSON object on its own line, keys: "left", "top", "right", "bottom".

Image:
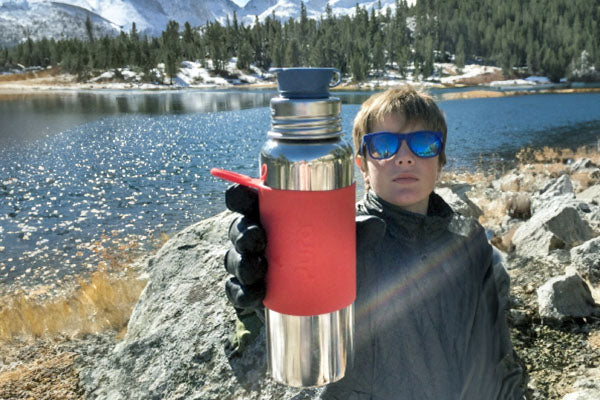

{"left": 357, "top": 113, "right": 440, "bottom": 214}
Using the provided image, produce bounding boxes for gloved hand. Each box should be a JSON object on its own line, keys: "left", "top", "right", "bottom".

{"left": 223, "top": 184, "right": 267, "bottom": 357}
{"left": 223, "top": 183, "right": 386, "bottom": 356}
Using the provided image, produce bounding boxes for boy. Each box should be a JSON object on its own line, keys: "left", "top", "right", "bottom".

{"left": 224, "top": 86, "right": 524, "bottom": 399}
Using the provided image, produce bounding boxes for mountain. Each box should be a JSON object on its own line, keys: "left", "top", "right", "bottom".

{"left": 0, "top": 0, "right": 240, "bottom": 47}
{"left": 0, "top": 1, "right": 121, "bottom": 47}
{"left": 239, "top": 0, "right": 401, "bottom": 23}
{"left": 0, "top": 0, "right": 410, "bottom": 48}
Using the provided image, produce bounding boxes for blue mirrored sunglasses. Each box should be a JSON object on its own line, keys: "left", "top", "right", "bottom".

{"left": 361, "top": 131, "right": 444, "bottom": 160}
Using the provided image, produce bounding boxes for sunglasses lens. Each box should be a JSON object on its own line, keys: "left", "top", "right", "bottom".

{"left": 409, "top": 132, "right": 442, "bottom": 157}
{"left": 368, "top": 133, "right": 400, "bottom": 159}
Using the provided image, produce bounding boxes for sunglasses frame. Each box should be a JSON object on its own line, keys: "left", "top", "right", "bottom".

{"left": 361, "top": 130, "right": 444, "bottom": 160}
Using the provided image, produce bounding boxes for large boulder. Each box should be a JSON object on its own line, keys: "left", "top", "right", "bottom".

{"left": 536, "top": 271, "right": 600, "bottom": 324}
{"left": 571, "top": 237, "right": 600, "bottom": 285}
{"left": 79, "top": 211, "right": 321, "bottom": 400}
{"left": 511, "top": 201, "right": 596, "bottom": 259}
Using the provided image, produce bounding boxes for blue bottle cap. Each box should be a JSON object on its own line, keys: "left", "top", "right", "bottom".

{"left": 269, "top": 68, "right": 341, "bottom": 99}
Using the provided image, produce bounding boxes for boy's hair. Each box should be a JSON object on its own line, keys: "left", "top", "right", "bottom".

{"left": 352, "top": 86, "right": 447, "bottom": 167}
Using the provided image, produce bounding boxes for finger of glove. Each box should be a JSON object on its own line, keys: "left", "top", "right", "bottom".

{"left": 225, "top": 249, "right": 267, "bottom": 286}
{"left": 225, "top": 184, "right": 260, "bottom": 221}
{"left": 225, "top": 277, "right": 266, "bottom": 310}
{"left": 228, "top": 215, "right": 266, "bottom": 254}
{"left": 356, "top": 215, "right": 386, "bottom": 252}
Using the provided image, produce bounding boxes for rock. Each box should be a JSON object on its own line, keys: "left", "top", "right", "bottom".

{"left": 436, "top": 185, "right": 483, "bottom": 219}
{"left": 511, "top": 202, "right": 596, "bottom": 259}
{"left": 79, "top": 211, "right": 322, "bottom": 400}
{"left": 532, "top": 174, "right": 575, "bottom": 213}
{"left": 503, "top": 192, "right": 531, "bottom": 219}
{"left": 569, "top": 158, "right": 595, "bottom": 172}
{"left": 562, "top": 368, "right": 600, "bottom": 400}
{"left": 563, "top": 389, "right": 600, "bottom": 400}
{"left": 539, "top": 174, "right": 574, "bottom": 197}
{"left": 571, "top": 237, "right": 600, "bottom": 285}
{"left": 507, "top": 309, "right": 530, "bottom": 327}
{"left": 577, "top": 184, "right": 600, "bottom": 205}
{"left": 536, "top": 271, "right": 600, "bottom": 324}
{"left": 584, "top": 205, "right": 600, "bottom": 233}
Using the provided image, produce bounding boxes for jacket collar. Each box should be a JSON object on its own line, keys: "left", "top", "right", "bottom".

{"left": 360, "top": 190, "right": 454, "bottom": 240}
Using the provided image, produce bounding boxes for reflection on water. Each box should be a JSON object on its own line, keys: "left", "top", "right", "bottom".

{"left": 0, "top": 90, "right": 277, "bottom": 145}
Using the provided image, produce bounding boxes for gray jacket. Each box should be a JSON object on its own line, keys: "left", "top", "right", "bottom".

{"left": 322, "top": 191, "right": 523, "bottom": 400}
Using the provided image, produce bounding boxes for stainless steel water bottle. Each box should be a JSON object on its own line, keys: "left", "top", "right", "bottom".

{"left": 260, "top": 68, "right": 355, "bottom": 387}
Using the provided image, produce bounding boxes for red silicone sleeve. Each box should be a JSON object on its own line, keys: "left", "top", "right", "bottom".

{"left": 260, "top": 184, "right": 356, "bottom": 316}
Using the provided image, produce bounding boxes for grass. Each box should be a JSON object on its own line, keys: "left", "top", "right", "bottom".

{"left": 0, "top": 234, "right": 159, "bottom": 343}
{"left": 0, "top": 67, "right": 61, "bottom": 82}
{"left": 0, "top": 269, "right": 146, "bottom": 341}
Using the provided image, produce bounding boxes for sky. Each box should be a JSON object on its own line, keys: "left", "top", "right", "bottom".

{"left": 231, "top": 0, "right": 249, "bottom": 6}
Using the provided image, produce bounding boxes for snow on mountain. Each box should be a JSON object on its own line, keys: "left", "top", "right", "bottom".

{"left": 0, "top": 0, "right": 240, "bottom": 47}
{"left": 0, "top": 0, "right": 415, "bottom": 48}
{"left": 239, "top": 0, "right": 414, "bottom": 24}
{"left": 0, "top": 1, "right": 121, "bottom": 47}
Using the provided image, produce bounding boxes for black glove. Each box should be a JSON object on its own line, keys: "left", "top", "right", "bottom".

{"left": 223, "top": 184, "right": 267, "bottom": 357}
{"left": 223, "top": 184, "right": 386, "bottom": 355}
{"left": 224, "top": 184, "right": 268, "bottom": 317}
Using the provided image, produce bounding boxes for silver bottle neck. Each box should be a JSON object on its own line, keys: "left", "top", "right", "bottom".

{"left": 269, "top": 96, "right": 342, "bottom": 140}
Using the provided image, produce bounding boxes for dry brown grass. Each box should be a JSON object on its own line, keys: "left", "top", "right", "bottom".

{"left": 514, "top": 145, "right": 600, "bottom": 192}
{"left": 439, "top": 90, "right": 507, "bottom": 101}
{"left": 440, "top": 170, "right": 493, "bottom": 185}
{"left": 451, "top": 69, "right": 506, "bottom": 86}
{"left": 0, "top": 67, "right": 61, "bottom": 83}
{"left": 0, "top": 236, "right": 149, "bottom": 342}
{"left": 516, "top": 145, "right": 600, "bottom": 166}
{"left": 0, "top": 269, "right": 146, "bottom": 341}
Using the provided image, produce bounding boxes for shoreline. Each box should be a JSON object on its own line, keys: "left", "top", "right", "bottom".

{"left": 2, "top": 83, "right": 600, "bottom": 102}
{"left": 2, "top": 66, "right": 600, "bottom": 99}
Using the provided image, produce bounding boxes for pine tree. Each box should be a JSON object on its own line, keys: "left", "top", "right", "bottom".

{"left": 236, "top": 40, "right": 253, "bottom": 70}
{"left": 285, "top": 38, "right": 301, "bottom": 67}
{"left": 270, "top": 32, "right": 285, "bottom": 68}
{"left": 455, "top": 34, "right": 465, "bottom": 69}
{"left": 162, "top": 20, "right": 181, "bottom": 84}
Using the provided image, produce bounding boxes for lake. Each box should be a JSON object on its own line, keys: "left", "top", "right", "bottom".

{"left": 0, "top": 88, "right": 599, "bottom": 290}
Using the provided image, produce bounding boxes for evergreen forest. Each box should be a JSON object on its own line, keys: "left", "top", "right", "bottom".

{"left": 1, "top": 0, "right": 599, "bottom": 83}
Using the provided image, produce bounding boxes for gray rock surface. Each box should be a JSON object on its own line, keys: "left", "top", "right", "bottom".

{"left": 531, "top": 174, "right": 575, "bottom": 213}
{"left": 568, "top": 158, "right": 595, "bottom": 172}
{"left": 436, "top": 184, "right": 483, "bottom": 219}
{"left": 577, "top": 184, "right": 600, "bottom": 205}
{"left": 562, "top": 368, "right": 600, "bottom": 400}
{"left": 571, "top": 237, "right": 600, "bottom": 285}
{"left": 79, "top": 211, "right": 321, "bottom": 400}
{"left": 511, "top": 202, "right": 597, "bottom": 259}
{"left": 536, "top": 271, "right": 600, "bottom": 324}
